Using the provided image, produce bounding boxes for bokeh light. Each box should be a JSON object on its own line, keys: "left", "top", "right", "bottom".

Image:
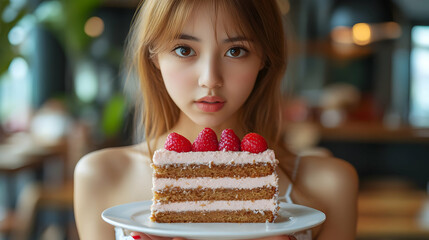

{"left": 84, "top": 16, "right": 104, "bottom": 38}
{"left": 353, "top": 23, "right": 371, "bottom": 46}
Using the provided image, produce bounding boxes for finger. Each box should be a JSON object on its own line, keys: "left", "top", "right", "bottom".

{"left": 131, "top": 232, "right": 183, "bottom": 240}
{"left": 130, "top": 232, "right": 149, "bottom": 240}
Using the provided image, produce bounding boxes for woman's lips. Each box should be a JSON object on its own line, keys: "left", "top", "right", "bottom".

{"left": 195, "top": 96, "right": 225, "bottom": 112}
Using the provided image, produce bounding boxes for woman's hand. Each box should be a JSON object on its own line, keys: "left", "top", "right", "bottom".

{"left": 130, "top": 232, "right": 186, "bottom": 240}
{"left": 130, "top": 232, "right": 296, "bottom": 240}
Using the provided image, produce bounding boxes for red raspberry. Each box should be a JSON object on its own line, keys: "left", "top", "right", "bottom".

{"left": 192, "top": 128, "right": 218, "bottom": 151}
{"left": 164, "top": 132, "right": 192, "bottom": 152}
{"left": 219, "top": 129, "right": 241, "bottom": 151}
{"left": 241, "top": 133, "right": 268, "bottom": 153}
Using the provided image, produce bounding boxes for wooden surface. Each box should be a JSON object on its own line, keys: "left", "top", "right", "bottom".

{"left": 0, "top": 133, "right": 67, "bottom": 211}
{"left": 357, "top": 180, "right": 429, "bottom": 238}
{"left": 0, "top": 134, "right": 66, "bottom": 173}
{"left": 318, "top": 122, "right": 429, "bottom": 143}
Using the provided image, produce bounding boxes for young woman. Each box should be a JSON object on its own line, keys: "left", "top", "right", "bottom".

{"left": 74, "top": 1, "right": 358, "bottom": 239}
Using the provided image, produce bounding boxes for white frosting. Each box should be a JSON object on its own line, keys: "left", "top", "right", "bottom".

{"left": 151, "top": 199, "right": 277, "bottom": 212}
{"left": 153, "top": 149, "right": 277, "bottom": 166}
{"left": 153, "top": 174, "right": 278, "bottom": 191}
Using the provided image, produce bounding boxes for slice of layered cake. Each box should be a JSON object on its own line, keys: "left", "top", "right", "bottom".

{"left": 150, "top": 128, "right": 279, "bottom": 223}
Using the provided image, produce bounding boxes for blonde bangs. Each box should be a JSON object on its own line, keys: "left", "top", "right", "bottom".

{"left": 143, "top": 0, "right": 200, "bottom": 54}
{"left": 213, "top": 1, "right": 262, "bottom": 52}
{"left": 147, "top": 0, "right": 263, "bottom": 53}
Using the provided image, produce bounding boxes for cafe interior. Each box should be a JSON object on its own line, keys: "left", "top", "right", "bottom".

{"left": 1, "top": 0, "right": 428, "bottom": 239}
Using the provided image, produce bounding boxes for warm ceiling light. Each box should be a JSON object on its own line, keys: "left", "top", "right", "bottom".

{"left": 84, "top": 16, "right": 104, "bottom": 37}
{"left": 353, "top": 23, "right": 371, "bottom": 45}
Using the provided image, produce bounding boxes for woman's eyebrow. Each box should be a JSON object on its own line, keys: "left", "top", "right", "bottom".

{"left": 178, "top": 34, "right": 200, "bottom": 41}
{"left": 177, "top": 34, "right": 250, "bottom": 43}
{"left": 223, "top": 36, "right": 250, "bottom": 43}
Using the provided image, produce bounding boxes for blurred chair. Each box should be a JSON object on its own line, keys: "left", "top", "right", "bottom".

{"left": 9, "top": 181, "right": 74, "bottom": 240}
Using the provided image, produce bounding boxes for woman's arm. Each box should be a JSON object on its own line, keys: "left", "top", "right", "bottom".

{"left": 74, "top": 151, "right": 117, "bottom": 240}
{"left": 299, "top": 157, "right": 359, "bottom": 240}
{"left": 318, "top": 160, "right": 359, "bottom": 239}
{"left": 74, "top": 146, "right": 153, "bottom": 240}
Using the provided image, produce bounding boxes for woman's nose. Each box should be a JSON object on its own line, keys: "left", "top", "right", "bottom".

{"left": 198, "top": 56, "right": 223, "bottom": 89}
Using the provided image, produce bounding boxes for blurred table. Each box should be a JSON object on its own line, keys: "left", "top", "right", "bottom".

{"left": 318, "top": 122, "right": 429, "bottom": 143}
{"left": 357, "top": 180, "right": 429, "bottom": 239}
{"left": 0, "top": 133, "right": 66, "bottom": 208}
{"left": 0, "top": 145, "right": 60, "bottom": 174}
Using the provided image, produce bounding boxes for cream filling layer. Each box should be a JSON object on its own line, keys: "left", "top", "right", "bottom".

{"left": 151, "top": 199, "right": 278, "bottom": 212}
{"left": 153, "top": 149, "right": 277, "bottom": 165}
{"left": 152, "top": 174, "right": 278, "bottom": 191}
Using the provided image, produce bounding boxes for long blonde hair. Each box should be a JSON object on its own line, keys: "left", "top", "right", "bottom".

{"left": 124, "top": 0, "right": 287, "bottom": 155}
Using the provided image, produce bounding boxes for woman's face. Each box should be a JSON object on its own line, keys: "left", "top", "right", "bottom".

{"left": 155, "top": 4, "right": 263, "bottom": 128}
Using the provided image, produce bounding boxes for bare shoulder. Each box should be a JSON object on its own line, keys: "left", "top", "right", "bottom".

{"left": 74, "top": 144, "right": 153, "bottom": 239}
{"left": 296, "top": 156, "right": 359, "bottom": 239}
{"left": 297, "top": 156, "right": 359, "bottom": 206}
{"left": 74, "top": 143, "right": 153, "bottom": 204}
{"left": 74, "top": 145, "right": 151, "bottom": 184}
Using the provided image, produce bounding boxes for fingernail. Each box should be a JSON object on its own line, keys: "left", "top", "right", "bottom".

{"left": 132, "top": 236, "right": 141, "bottom": 239}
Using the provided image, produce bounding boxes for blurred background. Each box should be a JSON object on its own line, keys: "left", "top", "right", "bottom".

{"left": 0, "top": 0, "right": 428, "bottom": 239}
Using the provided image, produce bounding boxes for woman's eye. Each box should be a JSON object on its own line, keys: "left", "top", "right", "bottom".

{"left": 226, "top": 47, "right": 247, "bottom": 58}
{"left": 173, "top": 46, "right": 196, "bottom": 57}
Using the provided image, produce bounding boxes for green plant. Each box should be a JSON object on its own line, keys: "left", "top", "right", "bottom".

{"left": 1, "top": 0, "right": 102, "bottom": 76}
{"left": 0, "top": 0, "right": 28, "bottom": 74}
{"left": 35, "top": 0, "right": 101, "bottom": 57}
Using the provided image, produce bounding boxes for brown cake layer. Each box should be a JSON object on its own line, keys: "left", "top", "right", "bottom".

{"left": 151, "top": 210, "right": 276, "bottom": 223}
{"left": 153, "top": 163, "right": 275, "bottom": 178}
{"left": 154, "top": 186, "right": 277, "bottom": 203}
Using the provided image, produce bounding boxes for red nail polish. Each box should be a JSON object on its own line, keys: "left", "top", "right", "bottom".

{"left": 132, "top": 236, "right": 141, "bottom": 239}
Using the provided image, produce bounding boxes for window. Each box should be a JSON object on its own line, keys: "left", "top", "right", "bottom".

{"left": 410, "top": 26, "right": 429, "bottom": 127}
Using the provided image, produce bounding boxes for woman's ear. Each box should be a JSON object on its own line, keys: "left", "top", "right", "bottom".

{"left": 152, "top": 55, "right": 160, "bottom": 69}
{"left": 259, "top": 61, "right": 265, "bottom": 70}
{"left": 259, "top": 58, "right": 267, "bottom": 70}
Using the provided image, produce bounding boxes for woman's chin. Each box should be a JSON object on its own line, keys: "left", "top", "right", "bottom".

{"left": 180, "top": 108, "right": 238, "bottom": 130}
{"left": 192, "top": 116, "right": 232, "bottom": 129}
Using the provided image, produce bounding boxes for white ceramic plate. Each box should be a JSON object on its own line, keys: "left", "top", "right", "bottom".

{"left": 102, "top": 200, "right": 325, "bottom": 240}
